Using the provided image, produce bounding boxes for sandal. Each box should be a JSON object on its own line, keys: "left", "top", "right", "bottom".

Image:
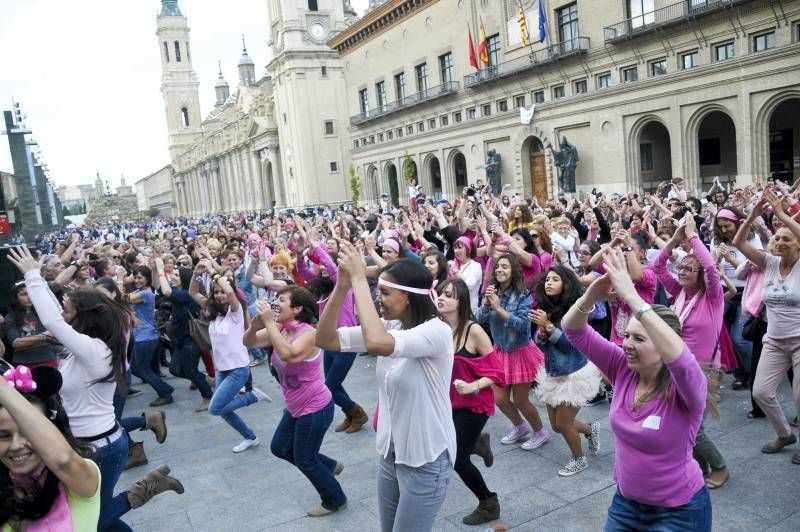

{"left": 747, "top": 410, "right": 765, "bottom": 419}
{"left": 761, "top": 434, "right": 797, "bottom": 454}
{"left": 704, "top": 467, "right": 729, "bottom": 489}
{"left": 731, "top": 379, "right": 746, "bottom": 390}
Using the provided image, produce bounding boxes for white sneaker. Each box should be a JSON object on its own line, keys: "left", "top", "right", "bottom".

{"left": 500, "top": 424, "right": 531, "bottom": 445}
{"left": 520, "top": 428, "right": 551, "bottom": 450}
{"left": 232, "top": 437, "right": 260, "bottom": 453}
{"left": 586, "top": 421, "right": 600, "bottom": 456}
{"left": 558, "top": 456, "right": 588, "bottom": 477}
{"left": 252, "top": 387, "right": 273, "bottom": 403}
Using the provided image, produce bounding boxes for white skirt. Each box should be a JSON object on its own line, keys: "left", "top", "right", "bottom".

{"left": 535, "top": 362, "right": 602, "bottom": 408}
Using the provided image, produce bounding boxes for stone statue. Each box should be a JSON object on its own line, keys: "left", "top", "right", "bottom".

{"left": 549, "top": 136, "right": 579, "bottom": 193}
{"left": 484, "top": 149, "right": 502, "bottom": 196}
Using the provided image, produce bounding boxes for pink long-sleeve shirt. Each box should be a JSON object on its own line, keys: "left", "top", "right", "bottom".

{"left": 653, "top": 236, "right": 724, "bottom": 367}
{"left": 296, "top": 244, "right": 357, "bottom": 329}
{"left": 564, "top": 324, "right": 706, "bottom": 508}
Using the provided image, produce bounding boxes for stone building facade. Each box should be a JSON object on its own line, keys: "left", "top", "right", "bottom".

{"left": 331, "top": 0, "right": 800, "bottom": 206}
{"left": 85, "top": 174, "right": 139, "bottom": 224}
{"left": 135, "top": 165, "right": 176, "bottom": 217}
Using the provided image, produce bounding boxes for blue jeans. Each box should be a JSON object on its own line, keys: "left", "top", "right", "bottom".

{"left": 90, "top": 430, "right": 133, "bottom": 532}
{"left": 113, "top": 370, "right": 145, "bottom": 449}
{"left": 169, "top": 341, "right": 213, "bottom": 398}
{"left": 729, "top": 302, "right": 753, "bottom": 378}
{"left": 324, "top": 350, "right": 356, "bottom": 412}
{"left": 208, "top": 366, "right": 257, "bottom": 440}
{"left": 248, "top": 305, "right": 266, "bottom": 361}
{"left": 131, "top": 339, "right": 174, "bottom": 398}
{"left": 605, "top": 487, "right": 712, "bottom": 532}
{"left": 270, "top": 400, "right": 346, "bottom": 510}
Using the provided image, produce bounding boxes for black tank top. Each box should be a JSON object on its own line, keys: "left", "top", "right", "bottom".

{"left": 455, "top": 322, "right": 480, "bottom": 359}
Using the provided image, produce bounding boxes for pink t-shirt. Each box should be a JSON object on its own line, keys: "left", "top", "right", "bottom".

{"left": 271, "top": 322, "right": 332, "bottom": 417}
{"left": 208, "top": 306, "right": 250, "bottom": 371}
{"left": 608, "top": 266, "right": 657, "bottom": 345}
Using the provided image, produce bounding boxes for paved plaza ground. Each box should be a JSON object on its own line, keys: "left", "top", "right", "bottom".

{"left": 118, "top": 356, "right": 799, "bottom": 531}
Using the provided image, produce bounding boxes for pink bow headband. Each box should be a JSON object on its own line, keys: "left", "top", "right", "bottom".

{"left": 716, "top": 208, "right": 742, "bottom": 222}
{"left": 3, "top": 365, "right": 37, "bottom": 393}
{"left": 378, "top": 278, "right": 439, "bottom": 306}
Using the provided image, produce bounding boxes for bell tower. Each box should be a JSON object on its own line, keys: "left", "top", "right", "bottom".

{"left": 156, "top": 0, "right": 202, "bottom": 162}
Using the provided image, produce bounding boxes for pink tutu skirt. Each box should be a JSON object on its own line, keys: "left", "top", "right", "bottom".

{"left": 496, "top": 341, "right": 544, "bottom": 385}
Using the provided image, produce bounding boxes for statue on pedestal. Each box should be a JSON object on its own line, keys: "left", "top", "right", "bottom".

{"left": 549, "top": 136, "right": 579, "bottom": 193}
{"left": 484, "top": 149, "right": 502, "bottom": 196}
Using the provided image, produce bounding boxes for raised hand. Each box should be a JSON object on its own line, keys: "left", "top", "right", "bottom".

{"left": 336, "top": 240, "right": 366, "bottom": 279}
{"left": 602, "top": 248, "right": 639, "bottom": 306}
{"left": 7, "top": 246, "right": 43, "bottom": 275}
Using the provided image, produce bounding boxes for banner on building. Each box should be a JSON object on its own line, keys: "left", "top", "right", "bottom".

{"left": 520, "top": 103, "right": 535, "bottom": 125}
{"left": 0, "top": 213, "right": 10, "bottom": 235}
{"left": 507, "top": 6, "right": 541, "bottom": 47}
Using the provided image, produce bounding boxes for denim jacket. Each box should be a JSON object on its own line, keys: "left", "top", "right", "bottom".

{"left": 475, "top": 288, "right": 532, "bottom": 352}
{"left": 534, "top": 326, "right": 588, "bottom": 377}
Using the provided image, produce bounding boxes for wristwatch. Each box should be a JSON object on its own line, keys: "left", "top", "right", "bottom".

{"left": 634, "top": 303, "right": 652, "bottom": 320}
{"left": 621, "top": 245, "right": 634, "bottom": 253}
{"left": 545, "top": 323, "right": 556, "bottom": 333}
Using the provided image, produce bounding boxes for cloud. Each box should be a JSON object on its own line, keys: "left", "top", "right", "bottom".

{"left": 1, "top": 0, "right": 370, "bottom": 189}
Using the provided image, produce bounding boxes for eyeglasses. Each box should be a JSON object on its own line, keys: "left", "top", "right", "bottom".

{"left": 177, "top": 261, "right": 192, "bottom": 267}
{"left": 531, "top": 233, "right": 539, "bottom": 238}
{"left": 677, "top": 265, "right": 701, "bottom": 273}
{"left": 578, "top": 250, "right": 593, "bottom": 256}
{"left": 110, "top": 255, "right": 121, "bottom": 260}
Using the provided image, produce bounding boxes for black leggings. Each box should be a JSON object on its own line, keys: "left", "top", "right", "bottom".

{"left": 452, "top": 409, "right": 493, "bottom": 501}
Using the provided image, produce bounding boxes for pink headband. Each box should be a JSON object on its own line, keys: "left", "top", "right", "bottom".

{"left": 716, "top": 209, "right": 742, "bottom": 222}
{"left": 382, "top": 239, "right": 400, "bottom": 254}
{"left": 378, "top": 278, "right": 439, "bottom": 306}
{"left": 455, "top": 236, "right": 473, "bottom": 252}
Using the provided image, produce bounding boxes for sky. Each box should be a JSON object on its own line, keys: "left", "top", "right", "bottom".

{"left": 0, "top": 0, "right": 369, "bottom": 189}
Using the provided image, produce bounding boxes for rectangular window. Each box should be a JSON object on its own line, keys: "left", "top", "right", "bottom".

{"left": 394, "top": 72, "right": 406, "bottom": 101}
{"left": 321, "top": 65, "right": 327, "bottom": 77}
{"left": 397, "top": 127, "right": 404, "bottom": 138}
{"left": 358, "top": 88, "right": 369, "bottom": 115}
{"left": 574, "top": 79, "right": 588, "bottom": 94}
{"left": 552, "top": 85, "right": 565, "bottom": 99}
{"left": 417, "top": 121, "right": 425, "bottom": 132}
{"left": 329, "top": 161, "right": 338, "bottom": 172}
{"left": 487, "top": 34, "right": 501, "bottom": 66}
{"left": 407, "top": 125, "right": 414, "bottom": 135}
{"left": 454, "top": 111, "right": 463, "bottom": 123}
{"left": 628, "top": 0, "right": 655, "bottom": 29}
{"left": 557, "top": 3, "right": 579, "bottom": 51}
{"left": 482, "top": 103, "right": 492, "bottom": 116}
{"left": 597, "top": 72, "right": 612, "bottom": 89}
{"left": 467, "top": 107, "right": 476, "bottom": 120}
{"left": 415, "top": 63, "right": 429, "bottom": 94}
{"left": 514, "top": 95, "right": 526, "bottom": 108}
{"left": 795, "top": 21, "right": 800, "bottom": 42}
{"left": 163, "top": 42, "right": 169, "bottom": 62}
{"left": 387, "top": 130, "right": 393, "bottom": 140}
{"left": 324, "top": 120, "right": 335, "bottom": 135}
{"left": 428, "top": 118, "right": 436, "bottom": 129}
{"left": 438, "top": 52, "right": 454, "bottom": 84}
{"left": 649, "top": 58, "right": 667, "bottom": 77}
{"left": 640, "top": 143, "right": 654, "bottom": 171}
{"left": 681, "top": 51, "right": 699, "bottom": 70}
{"left": 308, "top": 0, "right": 319, "bottom": 11}
{"left": 376, "top": 81, "right": 387, "bottom": 111}
{"left": 715, "top": 41, "right": 735, "bottom": 61}
{"left": 354, "top": 140, "right": 359, "bottom": 149}
{"left": 753, "top": 31, "right": 776, "bottom": 52}
{"left": 378, "top": 132, "right": 384, "bottom": 142}
{"left": 369, "top": 135, "right": 375, "bottom": 144}
{"left": 174, "top": 41, "right": 182, "bottom": 62}
{"left": 497, "top": 99, "right": 508, "bottom": 112}
{"left": 440, "top": 115, "right": 449, "bottom": 126}
{"left": 622, "top": 66, "right": 638, "bottom": 83}
{"left": 533, "top": 90, "right": 545, "bottom": 103}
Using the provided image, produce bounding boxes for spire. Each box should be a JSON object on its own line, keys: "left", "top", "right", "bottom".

{"left": 238, "top": 34, "right": 256, "bottom": 86}
{"left": 238, "top": 35, "right": 254, "bottom": 67}
{"left": 159, "top": 0, "right": 182, "bottom": 17}
{"left": 215, "top": 60, "right": 230, "bottom": 106}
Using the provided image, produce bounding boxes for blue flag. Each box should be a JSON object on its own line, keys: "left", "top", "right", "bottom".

{"left": 538, "top": 0, "right": 547, "bottom": 43}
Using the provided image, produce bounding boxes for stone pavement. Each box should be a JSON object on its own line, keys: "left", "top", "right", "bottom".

{"left": 118, "top": 357, "right": 799, "bottom": 531}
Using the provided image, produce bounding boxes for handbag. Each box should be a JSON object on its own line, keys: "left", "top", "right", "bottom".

{"left": 188, "top": 314, "right": 212, "bottom": 352}
{"left": 741, "top": 314, "right": 765, "bottom": 342}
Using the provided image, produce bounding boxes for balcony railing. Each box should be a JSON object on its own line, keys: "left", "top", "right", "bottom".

{"left": 463, "top": 37, "right": 590, "bottom": 89}
{"left": 604, "top": 0, "right": 753, "bottom": 43}
{"left": 350, "top": 81, "right": 460, "bottom": 127}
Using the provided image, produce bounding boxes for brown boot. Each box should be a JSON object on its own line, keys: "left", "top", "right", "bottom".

{"left": 125, "top": 441, "right": 148, "bottom": 470}
{"left": 144, "top": 411, "right": 167, "bottom": 444}
{"left": 345, "top": 404, "right": 368, "bottom": 433}
{"left": 462, "top": 493, "right": 500, "bottom": 525}
{"left": 127, "top": 465, "right": 185, "bottom": 509}
{"left": 334, "top": 411, "right": 352, "bottom": 432}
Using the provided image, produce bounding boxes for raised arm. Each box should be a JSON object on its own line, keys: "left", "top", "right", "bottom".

{"left": 732, "top": 194, "right": 769, "bottom": 270}
{"left": 188, "top": 262, "right": 209, "bottom": 309}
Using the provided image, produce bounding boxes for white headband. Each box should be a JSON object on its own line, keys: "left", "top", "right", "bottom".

{"left": 377, "top": 278, "right": 439, "bottom": 306}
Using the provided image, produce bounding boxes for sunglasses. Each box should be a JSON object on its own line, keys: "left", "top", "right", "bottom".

{"left": 578, "top": 250, "right": 593, "bottom": 256}
{"left": 531, "top": 233, "right": 539, "bottom": 238}
{"left": 177, "top": 261, "right": 192, "bottom": 267}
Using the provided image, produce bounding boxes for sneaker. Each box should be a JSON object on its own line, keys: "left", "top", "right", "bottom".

{"left": 585, "top": 389, "right": 606, "bottom": 406}
{"left": 249, "top": 357, "right": 265, "bottom": 367}
{"left": 333, "top": 462, "right": 344, "bottom": 476}
{"left": 194, "top": 397, "right": 210, "bottom": 412}
{"left": 500, "top": 424, "right": 531, "bottom": 445}
{"left": 251, "top": 387, "right": 273, "bottom": 403}
{"left": 307, "top": 503, "right": 347, "bottom": 517}
{"left": 127, "top": 387, "right": 142, "bottom": 397}
{"left": 232, "top": 437, "right": 260, "bottom": 453}
{"left": 606, "top": 387, "right": 614, "bottom": 405}
{"left": 521, "top": 428, "right": 551, "bottom": 450}
{"left": 586, "top": 421, "right": 600, "bottom": 456}
{"left": 558, "top": 456, "right": 588, "bottom": 477}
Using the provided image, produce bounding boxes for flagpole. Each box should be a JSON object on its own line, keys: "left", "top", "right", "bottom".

{"left": 520, "top": 0, "right": 537, "bottom": 63}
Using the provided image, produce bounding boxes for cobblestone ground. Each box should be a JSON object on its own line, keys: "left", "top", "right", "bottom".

{"left": 119, "top": 356, "right": 799, "bottom": 531}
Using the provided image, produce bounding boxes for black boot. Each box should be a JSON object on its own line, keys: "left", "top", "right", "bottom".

{"left": 472, "top": 432, "right": 494, "bottom": 467}
{"left": 462, "top": 493, "right": 500, "bottom": 525}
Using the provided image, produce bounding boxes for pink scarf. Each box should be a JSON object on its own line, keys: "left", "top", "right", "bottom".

{"left": 672, "top": 289, "right": 701, "bottom": 324}
{"left": 10, "top": 466, "right": 73, "bottom": 531}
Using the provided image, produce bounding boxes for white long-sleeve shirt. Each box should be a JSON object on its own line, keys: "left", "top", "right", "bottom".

{"left": 25, "top": 270, "right": 117, "bottom": 438}
{"left": 550, "top": 232, "right": 579, "bottom": 267}
{"left": 455, "top": 260, "right": 483, "bottom": 312}
{"left": 338, "top": 318, "right": 456, "bottom": 468}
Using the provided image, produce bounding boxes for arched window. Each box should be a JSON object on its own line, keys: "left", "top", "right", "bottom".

{"left": 163, "top": 42, "right": 169, "bottom": 62}
{"left": 181, "top": 107, "right": 189, "bottom": 127}
{"left": 174, "top": 41, "right": 182, "bottom": 62}
{"left": 308, "top": 0, "right": 318, "bottom": 11}
{"left": 185, "top": 41, "right": 191, "bottom": 61}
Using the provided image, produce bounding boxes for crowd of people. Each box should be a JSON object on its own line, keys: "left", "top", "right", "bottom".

{"left": 1, "top": 174, "right": 799, "bottom": 531}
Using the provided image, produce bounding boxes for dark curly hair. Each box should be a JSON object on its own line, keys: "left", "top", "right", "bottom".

{"left": 534, "top": 266, "right": 584, "bottom": 326}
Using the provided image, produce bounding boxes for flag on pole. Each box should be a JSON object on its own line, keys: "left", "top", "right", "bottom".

{"left": 478, "top": 21, "right": 489, "bottom": 65}
{"left": 518, "top": 1, "right": 530, "bottom": 47}
{"left": 468, "top": 25, "right": 479, "bottom": 70}
{"left": 537, "top": 0, "right": 547, "bottom": 43}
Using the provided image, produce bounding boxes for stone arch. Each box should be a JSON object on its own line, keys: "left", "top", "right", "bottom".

{"left": 365, "top": 164, "right": 379, "bottom": 205}
{"left": 521, "top": 136, "right": 547, "bottom": 204}
{"left": 422, "top": 153, "right": 442, "bottom": 199}
{"left": 684, "top": 103, "right": 739, "bottom": 191}
{"left": 626, "top": 114, "right": 672, "bottom": 192}
{"left": 384, "top": 161, "right": 399, "bottom": 207}
{"left": 753, "top": 90, "right": 800, "bottom": 181}
{"left": 511, "top": 125, "right": 554, "bottom": 199}
{"left": 447, "top": 150, "right": 468, "bottom": 191}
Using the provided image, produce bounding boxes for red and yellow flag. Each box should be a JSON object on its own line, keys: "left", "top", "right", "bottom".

{"left": 478, "top": 22, "right": 489, "bottom": 65}
{"left": 518, "top": 2, "right": 530, "bottom": 47}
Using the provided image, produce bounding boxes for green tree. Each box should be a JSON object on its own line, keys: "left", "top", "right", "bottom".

{"left": 403, "top": 152, "right": 417, "bottom": 182}
{"left": 349, "top": 164, "right": 361, "bottom": 205}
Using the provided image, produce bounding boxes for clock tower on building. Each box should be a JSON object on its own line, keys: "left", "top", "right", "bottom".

{"left": 267, "top": 1, "right": 353, "bottom": 206}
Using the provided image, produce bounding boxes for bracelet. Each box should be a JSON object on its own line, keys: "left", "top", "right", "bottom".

{"left": 575, "top": 300, "right": 594, "bottom": 314}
